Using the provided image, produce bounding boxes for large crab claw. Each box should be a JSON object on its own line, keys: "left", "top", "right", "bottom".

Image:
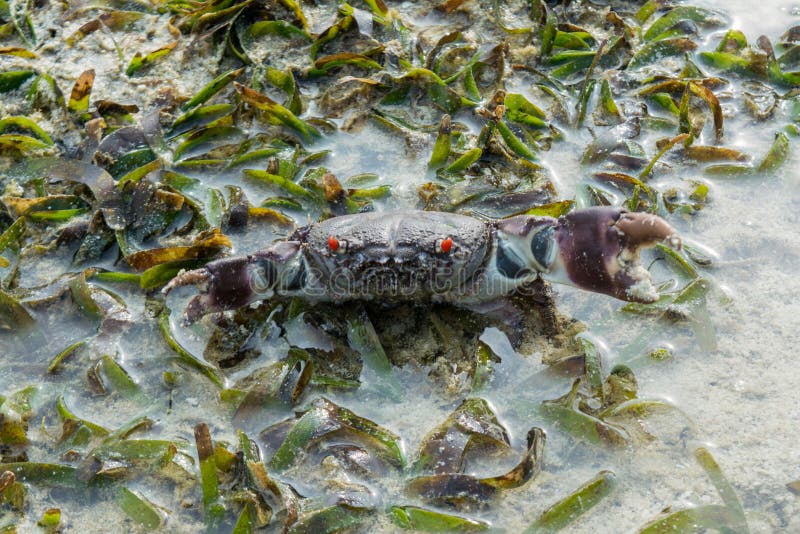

{"left": 549, "top": 207, "right": 681, "bottom": 303}
{"left": 162, "top": 242, "right": 302, "bottom": 325}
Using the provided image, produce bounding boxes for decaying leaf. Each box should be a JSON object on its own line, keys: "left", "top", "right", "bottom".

{"left": 268, "top": 397, "right": 405, "bottom": 472}
{"left": 68, "top": 69, "right": 95, "bottom": 115}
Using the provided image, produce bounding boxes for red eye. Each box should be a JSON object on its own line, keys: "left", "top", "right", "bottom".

{"left": 440, "top": 237, "right": 453, "bottom": 253}
{"left": 328, "top": 236, "right": 339, "bottom": 252}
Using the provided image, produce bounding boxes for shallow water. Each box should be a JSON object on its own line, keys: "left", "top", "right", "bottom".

{"left": 2, "top": 0, "right": 800, "bottom": 532}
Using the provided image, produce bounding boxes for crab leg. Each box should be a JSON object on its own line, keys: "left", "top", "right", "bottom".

{"left": 548, "top": 207, "right": 681, "bottom": 303}
{"left": 163, "top": 241, "right": 304, "bottom": 324}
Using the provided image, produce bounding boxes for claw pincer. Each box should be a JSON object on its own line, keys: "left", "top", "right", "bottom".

{"left": 164, "top": 208, "right": 680, "bottom": 323}
{"left": 550, "top": 207, "right": 680, "bottom": 303}
{"left": 164, "top": 242, "right": 302, "bottom": 324}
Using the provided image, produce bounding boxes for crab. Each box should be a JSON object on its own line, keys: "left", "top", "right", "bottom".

{"left": 163, "top": 207, "right": 681, "bottom": 325}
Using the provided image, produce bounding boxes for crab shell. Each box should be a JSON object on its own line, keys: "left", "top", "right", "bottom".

{"left": 299, "top": 210, "right": 491, "bottom": 301}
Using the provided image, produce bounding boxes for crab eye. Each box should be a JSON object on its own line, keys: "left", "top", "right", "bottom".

{"left": 328, "top": 236, "right": 348, "bottom": 255}
{"left": 436, "top": 237, "right": 454, "bottom": 254}
{"left": 328, "top": 236, "right": 339, "bottom": 251}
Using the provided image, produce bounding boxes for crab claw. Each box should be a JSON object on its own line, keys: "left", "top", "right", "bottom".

{"left": 162, "top": 257, "right": 262, "bottom": 325}
{"left": 163, "top": 241, "right": 304, "bottom": 324}
{"left": 551, "top": 207, "right": 681, "bottom": 303}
